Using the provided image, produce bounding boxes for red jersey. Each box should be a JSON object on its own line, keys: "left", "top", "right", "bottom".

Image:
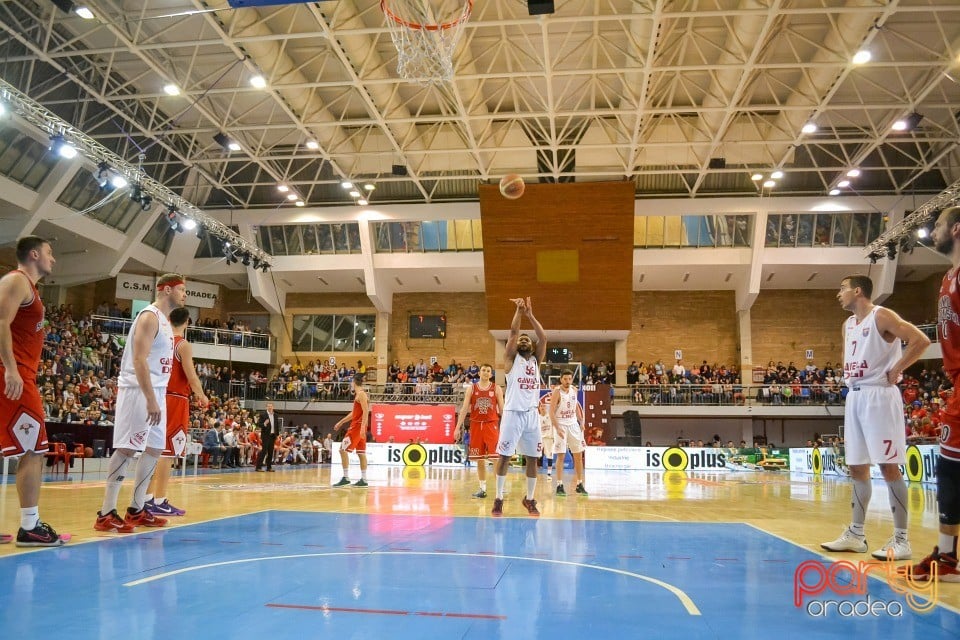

{"left": 469, "top": 382, "right": 500, "bottom": 424}
{"left": 349, "top": 398, "right": 364, "bottom": 429}
{"left": 936, "top": 267, "right": 960, "bottom": 461}
{"left": 1, "top": 270, "right": 44, "bottom": 375}
{"left": 166, "top": 336, "right": 191, "bottom": 397}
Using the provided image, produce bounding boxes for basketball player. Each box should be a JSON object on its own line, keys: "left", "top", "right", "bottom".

{"left": 94, "top": 274, "right": 185, "bottom": 533}
{"left": 333, "top": 374, "right": 369, "bottom": 487}
{"left": 144, "top": 306, "right": 208, "bottom": 517}
{"left": 538, "top": 401, "right": 555, "bottom": 478}
{"left": 821, "top": 275, "right": 929, "bottom": 560}
{"left": 0, "top": 236, "right": 64, "bottom": 546}
{"left": 492, "top": 297, "right": 547, "bottom": 517}
{"left": 454, "top": 363, "right": 503, "bottom": 498}
{"left": 903, "top": 207, "right": 960, "bottom": 581}
{"left": 550, "top": 369, "right": 587, "bottom": 496}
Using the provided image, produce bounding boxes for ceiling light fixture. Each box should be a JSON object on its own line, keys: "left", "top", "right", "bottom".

{"left": 75, "top": 6, "right": 94, "bottom": 19}
{"left": 846, "top": 168, "right": 861, "bottom": 178}
{"left": 306, "top": 140, "right": 319, "bottom": 150}
{"left": 838, "top": 180, "right": 851, "bottom": 188}
{"left": 163, "top": 84, "right": 180, "bottom": 96}
{"left": 829, "top": 188, "right": 841, "bottom": 196}
{"left": 801, "top": 123, "right": 817, "bottom": 134}
{"left": 770, "top": 170, "right": 784, "bottom": 180}
{"left": 277, "top": 184, "right": 289, "bottom": 193}
{"left": 249, "top": 75, "right": 267, "bottom": 89}
{"left": 852, "top": 49, "right": 872, "bottom": 65}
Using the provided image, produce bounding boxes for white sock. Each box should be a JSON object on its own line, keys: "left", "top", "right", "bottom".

{"left": 131, "top": 450, "right": 161, "bottom": 511}
{"left": 144, "top": 493, "right": 154, "bottom": 503}
{"left": 361, "top": 469, "right": 367, "bottom": 481}
{"left": 479, "top": 480, "right": 487, "bottom": 491}
{"left": 156, "top": 496, "right": 166, "bottom": 504}
{"left": 849, "top": 523, "right": 865, "bottom": 537}
{"left": 496, "top": 475, "right": 506, "bottom": 499}
{"left": 20, "top": 507, "right": 39, "bottom": 531}
{"left": 101, "top": 452, "right": 132, "bottom": 515}
{"left": 938, "top": 533, "right": 958, "bottom": 557}
{"left": 894, "top": 527, "right": 909, "bottom": 542}
{"left": 526, "top": 476, "right": 537, "bottom": 501}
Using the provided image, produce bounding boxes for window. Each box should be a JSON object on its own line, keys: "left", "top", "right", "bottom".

{"left": 291, "top": 314, "right": 375, "bottom": 352}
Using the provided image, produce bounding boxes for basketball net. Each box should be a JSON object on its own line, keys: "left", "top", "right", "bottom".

{"left": 381, "top": 0, "right": 473, "bottom": 85}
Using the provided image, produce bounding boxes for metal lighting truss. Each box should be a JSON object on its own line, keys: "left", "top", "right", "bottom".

{"left": 864, "top": 174, "right": 960, "bottom": 260}
{"left": 0, "top": 76, "right": 271, "bottom": 267}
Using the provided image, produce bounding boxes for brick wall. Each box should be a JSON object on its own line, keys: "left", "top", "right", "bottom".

{"left": 751, "top": 289, "right": 848, "bottom": 367}
{"left": 882, "top": 274, "right": 940, "bottom": 325}
{"left": 389, "top": 292, "right": 496, "bottom": 369}
{"left": 626, "top": 291, "right": 740, "bottom": 369}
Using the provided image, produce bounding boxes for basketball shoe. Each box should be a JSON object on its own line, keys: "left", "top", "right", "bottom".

{"left": 472, "top": 489, "right": 487, "bottom": 498}
{"left": 556, "top": 484, "right": 566, "bottom": 497}
{"left": 94, "top": 510, "right": 135, "bottom": 533}
{"left": 353, "top": 479, "right": 368, "bottom": 487}
{"left": 521, "top": 497, "right": 540, "bottom": 517}
{"left": 146, "top": 498, "right": 186, "bottom": 517}
{"left": 15, "top": 521, "right": 64, "bottom": 547}
{"left": 821, "top": 528, "right": 868, "bottom": 553}
{"left": 125, "top": 506, "right": 167, "bottom": 528}
{"left": 900, "top": 547, "right": 960, "bottom": 583}
{"left": 575, "top": 483, "right": 588, "bottom": 496}
{"left": 871, "top": 534, "right": 911, "bottom": 561}
{"left": 333, "top": 477, "right": 351, "bottom": 487}
{"left": 491, "top": 498, "right": 504, "bottom": 517}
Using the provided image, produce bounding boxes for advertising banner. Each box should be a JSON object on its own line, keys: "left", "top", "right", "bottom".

{"left": 116, "top": 273, "right": 220, "bottom": 308}
{"left": 370, "top": 403, "right": 457, "bottom": 444}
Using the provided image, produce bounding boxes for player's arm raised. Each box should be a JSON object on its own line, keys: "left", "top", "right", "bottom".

{"left": 524, "top": 297, "right": 548, "bottom": 363}
{"left": 0, "top": 274, "right": 30, "bottom": 400}
{"left": 504, "top": 297, "right": 525, "bottom": 361}
{"left": 875, "top": 307, "right": 931, "bottom": 384}
{"left": 178, "top": 340, "right": 209, "bottom": 409}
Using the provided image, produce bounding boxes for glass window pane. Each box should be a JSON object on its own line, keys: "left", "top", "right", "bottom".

{"left": 312, "top": 315, "right": 334, "bottom": 351}
{"left": 292, "top": 315, "right": 314, "bottom": 352}
{"left": 850, "top": 214, "right": 867, "bottom": 245}
{"left": 269, "top": 227, "right": 287, "bottom": 255}
{"left": 332, "top": 315, "right": 354, "bottom": 350}
{"left": 867, "top": 212, "right": 883, "bottom": 243}
{"left": 332, "top": 224, "right": 349, "bottom": 253}
{"left": 355, "top": 314, "right": 376, "bottom": 351}
{"left": 302, "top": 225, "right": 319, "bottom": 254}
{"left": 814, "top": 214, "right": 832, "bottom": 246}
{"left": 347, "top": 224, "right": 361, "bottom": 252}
{"left": 258, "top": 227, "right": 271, "bottom": 253}
{"left": 765, "top": 215, "right": 781, "bottom": 246}
{"left": 284, "top": 226, "right": 303, "bottom": 255}
{"left": 833, "top": 215, "right": 851, "bottom": 246}
{"left": 471, "top": 219, "right": 483, "bottom": 249}
{"left": 317, "top": 224, "right": 334, "bottom": 253}
{"left": 663, "top": 217, "right": 683, "bottom": 247}
{"left": 797, "top": 214, "right": 814, "bottom": 246}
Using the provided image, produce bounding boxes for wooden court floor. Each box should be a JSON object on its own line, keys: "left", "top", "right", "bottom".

{"left": 0, "top": 462, "right": 957, "bottom": 637}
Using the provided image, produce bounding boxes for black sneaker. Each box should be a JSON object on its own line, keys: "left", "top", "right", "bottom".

{"left": 472, "top": 489, "right": 487, "bottom": 498}
{"left": 333, "top": 477, "right": 351, "bottom": 487}
{"left": 575, "top": 483, "right": 588, "bottom": 496}
{"left": 16, "top": 521, "right": 64, "bottom": 547}
{"left": 556, "top": 484, "right": 566, "bottom": 496}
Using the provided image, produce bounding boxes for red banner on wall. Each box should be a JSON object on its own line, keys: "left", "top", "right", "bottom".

{"left": 370, "top": 404, "right": 458, "bottom": 444}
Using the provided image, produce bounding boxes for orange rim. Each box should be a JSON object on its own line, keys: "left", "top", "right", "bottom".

{"left": 381, "top": 0, "right": 473, "bottom": 32}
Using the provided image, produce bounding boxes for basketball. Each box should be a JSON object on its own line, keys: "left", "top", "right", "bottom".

{"left": 499, "top": 173, "right": 525, "bottom": 200}
{"left": 84, "top": 446, "right": 94, "bottom": 458}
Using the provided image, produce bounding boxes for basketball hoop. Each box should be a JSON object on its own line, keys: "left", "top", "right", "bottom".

{"left": 381, "top": 0, "right": 473, "bottom": 85}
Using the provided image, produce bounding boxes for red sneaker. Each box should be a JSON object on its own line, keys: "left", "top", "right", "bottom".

{"left": 491, "top": 498, "right": 504, "bottom": 517}
{"left": 900, "top": 547, "right": 960, "bottom": 583}
{"left": 521, "top": 497, "right": 540, "bottom": 517}
{"left": 95, "top": 509, "right": 136, "bottom": 533}
{"left": 125, "top": 507, "right": 168, "bottom": 528}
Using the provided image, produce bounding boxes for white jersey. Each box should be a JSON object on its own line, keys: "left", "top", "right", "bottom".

{"left": 555, "top": 386, "right": 580, "bottom": 425}
{"left": 843, "top": 306, "right": 901, "bottom": 388}
{"left": 539, "top": 411, "right": 554, "bottom": 440}
{"left": 118, "top": 304, "right": 174, "bottom": 389}
{"left": 504, "top": 353, "right": 540, "bottom": 411}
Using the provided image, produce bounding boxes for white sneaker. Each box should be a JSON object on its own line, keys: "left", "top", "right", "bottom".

{"left": 821, "top": 528, "right": 868, "bottom": 553}
{"left": 872, "top": 536, "right": 912, "bottom": 561}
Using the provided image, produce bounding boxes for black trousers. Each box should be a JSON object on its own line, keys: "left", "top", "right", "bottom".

{"left": 257, "top": 436, "right": 276, "bottom": 469}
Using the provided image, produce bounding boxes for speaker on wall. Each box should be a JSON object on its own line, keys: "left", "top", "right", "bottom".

{"left": 528, "top": 1, "right": 555, "bottom": 15}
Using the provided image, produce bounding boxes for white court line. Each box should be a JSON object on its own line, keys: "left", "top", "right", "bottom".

{"left": 123, "top": 550, "right": 701, "bottom": 615}
{"left": 743, "top": 522, "right": 960, "bottom": 616}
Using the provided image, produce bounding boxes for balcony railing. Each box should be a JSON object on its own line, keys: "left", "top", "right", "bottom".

{"left": 91, "top": 315, "right": 272, "bottom": 350}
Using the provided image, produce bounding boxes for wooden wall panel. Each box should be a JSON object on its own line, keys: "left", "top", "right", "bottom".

{"left": 479, "top": 181, "right": 634, "bottom": 331}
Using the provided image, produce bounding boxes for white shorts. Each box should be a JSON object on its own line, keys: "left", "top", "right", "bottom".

{"left": 113, "top": 386, "right": 167, "bottom": 452}
{"left": 541, "top": 436, "right": 554, "bottom": 456}
{"left": 497, "top": 409, "right": 542, "bottom": 458}
{"left": 843, "top": 385, "right": 905, "bottom": 466}
{"left": 554, "top": 421, "right": 586, "bottom": 454}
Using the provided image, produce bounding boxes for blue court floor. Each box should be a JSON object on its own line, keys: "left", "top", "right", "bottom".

{"left": 0, "top": 511, "right": 957, "bottom": 638}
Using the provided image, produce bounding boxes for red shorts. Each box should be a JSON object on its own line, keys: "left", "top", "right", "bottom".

{"left": 343, "top": 424, "right": 367, "bottom": 453}
{"left": 469, "top": 420, "right": 500, "bottom": 459}
{"left": 0, "top": 372, "right": 48, "bottom": 457}
{"left": 162, "top": 394, "right": 190, "bottom": 457}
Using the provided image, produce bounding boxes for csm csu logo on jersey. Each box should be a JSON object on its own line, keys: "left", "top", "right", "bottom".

{"left": 387, "top": 443, "right": 465, "bottom": 466}
{"left": 646, "top": 447, "right": 727, "bottom": 471}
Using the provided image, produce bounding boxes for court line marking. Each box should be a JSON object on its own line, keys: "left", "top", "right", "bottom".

{"left": 743, "top": 522, "right": 960, "bottom": 616}
{"left": 266, "top": 602, "right": 507, "bottom": 620}
{"left": 123, "top": 550, "right": 701, "bottom": 615}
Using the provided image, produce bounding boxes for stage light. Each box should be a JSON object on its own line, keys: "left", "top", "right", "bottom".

{"left": 50, "top": 134, "right": 77, "bottom": 159}
{"left": 181, "top": 218, "right": 197, "bottom": 231}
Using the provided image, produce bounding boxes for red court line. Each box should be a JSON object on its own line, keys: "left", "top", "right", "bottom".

{"left": 266, "top": 603, "right": 506, "bottom": 620}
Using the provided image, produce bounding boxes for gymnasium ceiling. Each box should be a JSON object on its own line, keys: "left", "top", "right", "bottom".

{"left": 1, "top": 0, "right": 959, "bottom": 211}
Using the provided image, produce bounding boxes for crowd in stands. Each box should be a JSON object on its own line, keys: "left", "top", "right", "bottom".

{"left": 31, "top": 301, "right": 956, "bottom": 454}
